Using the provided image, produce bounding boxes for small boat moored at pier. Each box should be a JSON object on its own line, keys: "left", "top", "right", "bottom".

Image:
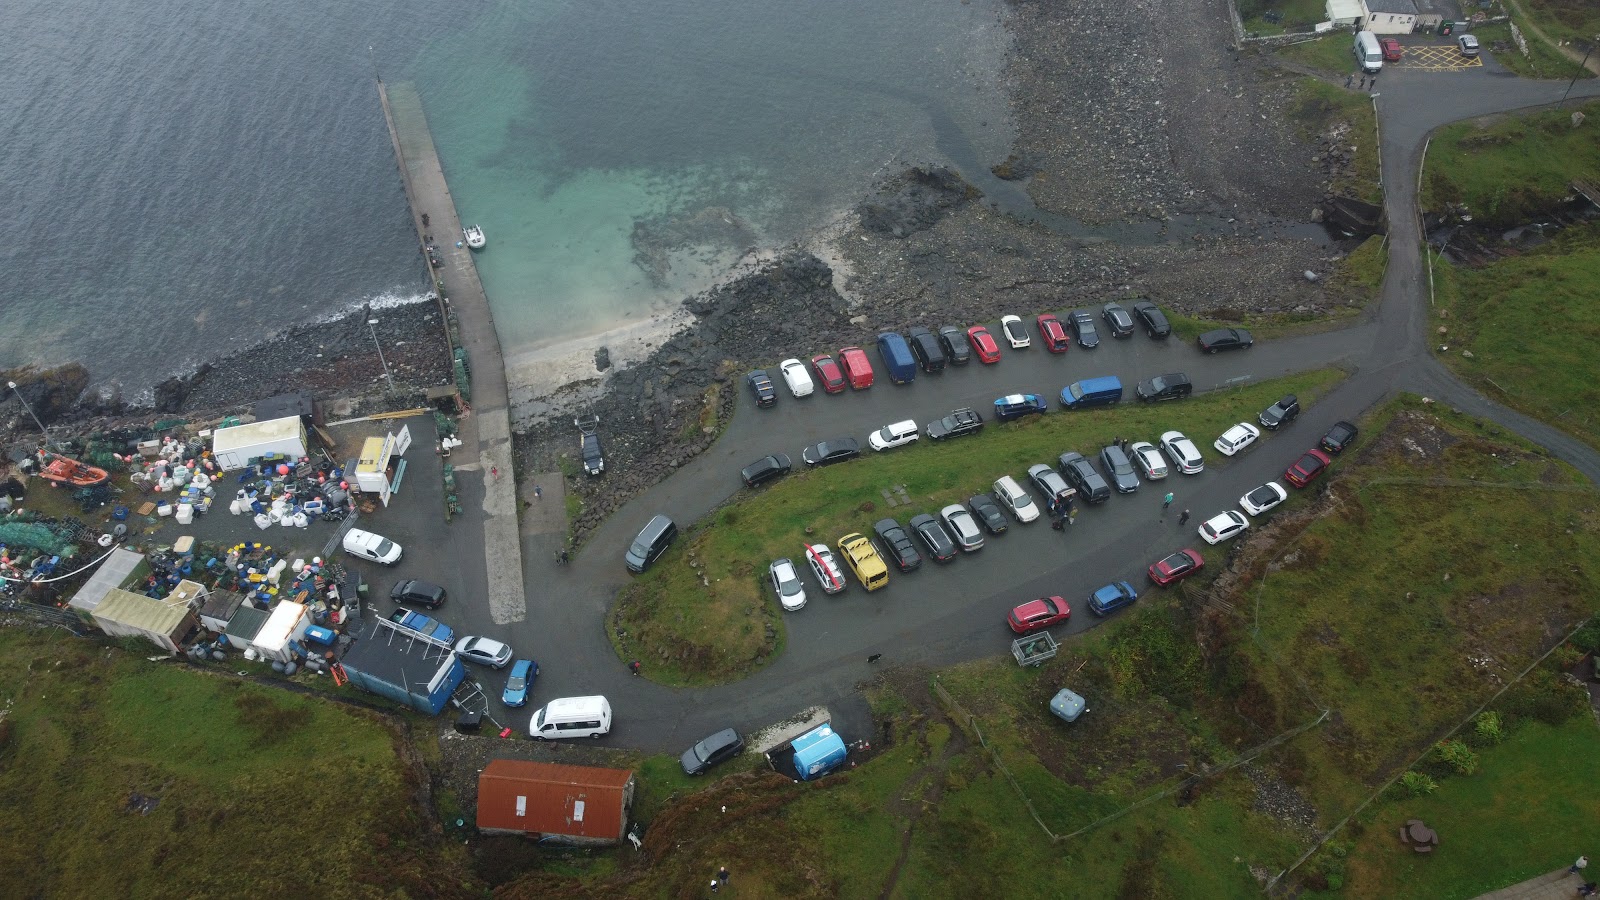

{"left": 463, "top": 225, "right": 486, "bottom": 249}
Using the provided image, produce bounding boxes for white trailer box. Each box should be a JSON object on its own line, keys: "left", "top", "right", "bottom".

{"left": 212, "top": 416, "right": 308, "bottom": 471}
{"left": 251, "top": 601, "right": 310, "bottom": 663}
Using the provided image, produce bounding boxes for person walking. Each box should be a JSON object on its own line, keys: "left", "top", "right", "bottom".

{"left": 1345, "top": 73, "right": 1354, "bottom": 89}
{"left": 558, "top": 549, "right": 569, "bottom": 565}
{"left": 1163, "top": 492, "right": 1174, "bottom": 510}
{"left": 630, "top": 660, "right": 642, "bottom": 676}
{"left": 718, "top": 866, "right": 730, "bottom": 885}
{"left": 533, "top": 484, "right": 542, "bottom": 500}
{"left": 1573, "top": 856, "right": 1589, "bottom": 875}
{"left": 1178, "top": 509, "right": 1191, "bottom": 526}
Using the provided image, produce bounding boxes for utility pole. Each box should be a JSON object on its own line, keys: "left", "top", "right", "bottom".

{"left": 7, "top": 381, "right": 52, "bottom": 450}
{"left": 1561, "top": 38, "right": 1598, "bottom": 106}
{"left": 367, "top": 319, "right": 396, "bottom": 394}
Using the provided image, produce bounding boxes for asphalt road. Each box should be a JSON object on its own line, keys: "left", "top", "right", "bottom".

{"left": 430, "top": 64, "right": 1600, "bottom": 753}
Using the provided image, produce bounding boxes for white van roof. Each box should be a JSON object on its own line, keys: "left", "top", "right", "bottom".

{"left": 545, "top": 695, "right": 609, "bottom": 716}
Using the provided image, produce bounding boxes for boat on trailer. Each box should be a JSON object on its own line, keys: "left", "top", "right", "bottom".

{"left": 37, "top": 452, "right": 110, "bottom": 487}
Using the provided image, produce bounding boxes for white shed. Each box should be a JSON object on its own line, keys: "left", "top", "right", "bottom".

{"left": 1326, "top": 0, "right": 1364, "bottom": 26}
{"left": 1362, "top": 0, "right": 1417, "bottom": 34}
{"left": 251, "top": 601, "right": 310, "bottom": 663}
{"left": 211, "top": 416, "right": 308, "bottom": 471}
{"left": 91, "top": 589, "right": 200, "bottom": 653}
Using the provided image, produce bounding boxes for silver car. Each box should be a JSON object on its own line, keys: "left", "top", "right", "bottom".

{"left": 1159, "top": 431, "right": 1205, "bottom": 475}
{"left": 939, "top": 504, "right": 985, "bottom": 552}
{"left": 455, "top": 636, "right": 514, "bottom": 669}
{"left": 1129, "top": 441, "right": 1168, "bottom": 480}
{"left": 769, "top": 558, "right": 808, "bottom": 611}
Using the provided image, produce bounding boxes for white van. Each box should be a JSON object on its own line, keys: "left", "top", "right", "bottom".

{"left": 531, "top": 695, "right": 612, "bottom": 740}
{"left": 1353, "top": 31, "right": 1383, "bottom": 74}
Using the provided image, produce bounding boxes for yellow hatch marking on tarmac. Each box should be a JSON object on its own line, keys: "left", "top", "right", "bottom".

{"left": 1391, "top": 45, "right": 1485, "bottom": 70}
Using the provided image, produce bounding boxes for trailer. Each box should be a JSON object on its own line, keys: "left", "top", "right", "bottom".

{"left": 1012, "top": 632, "right": 1058, "bottom": 668}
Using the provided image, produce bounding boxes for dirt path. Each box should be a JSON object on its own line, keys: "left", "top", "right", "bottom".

{"left": 874, "top": 675, "right": 973, "bottom": 899}
{"left": 1501, "top": 0, "right": 1600, "bottom": 75}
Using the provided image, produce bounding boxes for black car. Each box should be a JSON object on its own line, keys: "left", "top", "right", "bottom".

{"left": 1102, "top": 303, "right": 1135, "bottom": 338}
{"left": 1132, "top": 299, "right": 1171, "bottom": 339}
{"left": 873, "top": 518, "right": 924, "bottom": 572}
{"left": 927, "top": 408, "right": 984, "bottom": 441}
{"left": 390, "top": 579, "right": 447, "bottom": 609}
{"left": 801, "top": 438, "right": 861, "bottom": 467}
{"left": 680, "top": 728, "right": 745, "bottom": 775}
{"left": 1027, "top": 463, "right": 1076, "bottom": 514}
{"left": 907, "top": 327, "right": 948, "bottom": 373}
{"left": 1098, "top": 445, "right": 1140, "bottom": 494}
{"left": 908, "top": 513, "right": 958, "bottom": 562}
{"left": 1321, "top": 421, "right": 1359, "bottom": 454}
{"left": 1058, "top": 452, "right": 1111, "bottom": 504}
{"left": 575, "top": 414, "right": 604, "bottom": 476}
{"left": 1197, "top": 327, "right": 1254, "bottom": 353}
{"left": 1259, "top": 394, "right": 1301, "bottom": 431}
{"left": 1136, "top": 373, "right": 1193, "bottom": 402}
{"left": 966, "top": 494, "right": 1009, "bottom": 534}
{"left": 938, "top": 326, "right": 972, "bottom": 366}
{"left": 1070, "top": 311, "right": 1100, "bottom": 349}
{"left": 746, "top": 369, "right": 777, "bottom": 407}
{"left": 740, "top": 453, "right": 792, "bottom": 487}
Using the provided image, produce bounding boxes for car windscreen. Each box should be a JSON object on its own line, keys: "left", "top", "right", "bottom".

{"left": 376, "top": 539, "right": 395, "bottom": 556}
{"left": 506, "top": 673, "right": 526, "bottom": 692}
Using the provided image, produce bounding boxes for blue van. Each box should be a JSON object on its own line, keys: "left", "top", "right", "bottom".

{"left": 877, "top": 333, "right": 917, "bottom": 385}
{"left": 1059, "top": 375, "right": 1123, "bottom": 409}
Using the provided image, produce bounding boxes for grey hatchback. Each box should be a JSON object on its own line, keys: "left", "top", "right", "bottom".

{"left": 1098, "top": 445, "right": 1140, "bottom": 494}
{"left": 681, "top": 728, "right": 745, "bottom": 775}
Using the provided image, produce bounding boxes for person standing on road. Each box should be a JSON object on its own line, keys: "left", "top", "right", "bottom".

{"left": 533, "top": 484, "right": 542, "bottom": 499}
{"left": 1178, "top": 509, "right": 1191, "bottom": 526}
{"left": 1163, "top": 492, "right": 1174, "bottom": 510}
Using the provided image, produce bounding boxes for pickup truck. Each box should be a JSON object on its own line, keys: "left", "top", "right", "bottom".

{"left": 388, "top": 607, "right": 454, "bottom": 644}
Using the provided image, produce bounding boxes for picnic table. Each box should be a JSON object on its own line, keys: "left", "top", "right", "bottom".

{"left": 1399, "top": 819, "right": 1439, "bottom": 853}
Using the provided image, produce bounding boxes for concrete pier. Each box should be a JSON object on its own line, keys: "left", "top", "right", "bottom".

{"left": 376, "top": 79, "right": 526, "bottom": 625}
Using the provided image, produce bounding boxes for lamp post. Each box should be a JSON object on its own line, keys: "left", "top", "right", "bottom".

{"left": 1562, "top": 38, "right": 1599, "bottom": 106}
{"left": 367, "top": 319, "right": 396, "bottom": 393}
{"left": 7, "top": 381, "right": 51, "bottom": 449}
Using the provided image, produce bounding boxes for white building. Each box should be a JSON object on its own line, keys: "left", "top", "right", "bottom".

{"left": 1362, "top": 0, "right": 1418, "bottom": 34}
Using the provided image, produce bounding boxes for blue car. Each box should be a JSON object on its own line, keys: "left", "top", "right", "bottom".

{"left": 993, "top": 393, "right": 1048, "bottom": 422}
{"left": 1088, "top": 582, "right": 1138, "bottom": 616}
{"left": 501, "top": 659, "right": 539, "bottom": 708}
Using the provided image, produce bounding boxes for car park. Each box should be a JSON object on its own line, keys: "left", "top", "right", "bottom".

{"left": 1213, "top": 422, "right": 1261, "bottom": 457}
{"left": 868, "top": 420, "right": 920, "bottom": 451}
{"left": 1259, "top": 394, "right": 1300, "bottom": 430}
{"left": 994, "top": 393, "right": 1047, "bottom": 422}
{"left": 966, "top": 494, "right": 1009, "bottom": 534}
{"left": 741, "top": 452, "right": 793, "bottom": 487}
{"left": 938, "top": 326, "right": 972, "bottom": 365}
{"left": 1199, "top": 510, "right": 1249, "bottom": 545}
{"left": 1088, "top": 581, "right": 1138, "bottom": 616}
{"left": 1239, "top": 482, "right": 1288, "bottom": 516}
{"left": 680, "top": 728, "right": 746, "bottom": 776}
{"left": 1098, "top": 444, "right": 1140, "bottom": 493}
{"left": 966, "top": 325, "right": 1002, "bottom": 364}
{"left": 1049, "top": 688, "right": 1088, "bottom": 723}
{"left": 1129, "top": 441, "right": 1168, "bottom": 480}
{"left": 873, "top": 519, "right": 924, "bottom": 573}
{"left": 455, "top": 635, "right": 514, "bottom": 669}
{"left": 344, "top": 528, "right": 402, "bottom": 565}
{"left": 1102, "top": 303, "right": 1135, "bottom": 338}
{"left": 1285, "top": 448, "right": 1332, "bottom": 488}
{"left": 839, "top": 533, "right": 889, "bottom": 590}
{"left": 993, "top": 475, "right": 1042, "bottom": 523}
{"left": 802, "top": 437, "right": 861, "bottom": 467}
{"left": 908, "top": 514, "right": 958, "bottom": 562}
{"left": 1131, "top": 299, "right": 1171, "bottom": 338}
{"left": 1457, "top": 33, "right": 1479, "bottom": 56}
{"left": 1197, "top": 327, "right": 1254, "bottom": 353}
{"left": 1136, "top": 372, "right": 1192, "bottom": 402}
{"left": 769, "top": 558, "right": 809, "bottom": 610}
{"left": 1036, "top": 313, "right": 1070, "bottom": 352}
{"left": 876, "top": 332, "right": 918, "bottom": 384}
{"left": 1321, "top": 421, "right": 1359, "bottom": 454}
{"left": 927, "top": 408, "right": 984, "bottom": 440}
{"left": 1381, "top": 37, "right": 1403, "bottom": 61}
{"left": 1027, "top": 464, "right": 1076, "bottom": 513}
{"left": 838, "top": 346, "right": 875, "bottom": 389}
{"left": 1148, "top": 548, "right": 1204, "bottom": 585}
{"left": 803, "top": 543, "right": 847, "bottom": 594}
{"left": 625, "top": 514, "right": 677, "bottom": 573}
{"left": 1069, "top": 310, "right": 1100, "bottom": 348}
{"left": 907, "top": 326, "right": 948, "bottom": 373}
{"left": 746, "top": 369, "right": 777, "bottom": 407}
{"left": 501, "top": 658, "right": 538, "bottom": 707}
{"left": 390, "top": 578, "right": 446, "bottom": 609}
{"left": 1008, "top": 596, "right": 1070, "bottom": 633}
{"left": 779, "top": 358, "right": 814, "bottom": 397}
{"left": 1059, "top": 452, "right": 1111, "bottom": 503}
{"left": 940, "top": 505, "right": 985, "bottom": 552}
{"left": 1001, "top": 314, "right": 1031, "bottom": 349}
{"left": 390, "top": 608, "right": 454, "bottom": 643}
{"left": 1159, "top": 431, "right": 1205, "bottom": 475}
{"left": 810, "top": 353, "right": 847, "bottom": 393}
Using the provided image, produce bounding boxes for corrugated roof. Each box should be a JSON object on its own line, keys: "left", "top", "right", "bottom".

{"left": 212, "top": 416, "right": 302, "bottom": 454}
{"left": 69, "top": 548, "right": 146, "bottom": 613}
{"left": 1364, "top": 0, "right": 1417, "bottom": 13}
{"left": 224, "top": 605, "right": 271, "bottom": 643}
{"left": 476, "top": 760, "right": 633, "bottom": 839}
{"left": 92, "top": 588, "right": 192, "bottom": 636}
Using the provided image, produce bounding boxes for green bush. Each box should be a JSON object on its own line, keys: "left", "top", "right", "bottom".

{"left": 1400, "top": 770, "right": 1437, "bottom": 796}
{"left": 1570, "top": 621, "right": 1600, "bottom": 654}
{"left": 1473, "top": 711, "right": 1505, "bottom": 746}
{"left": 1436, "top": 739, "right": 1481, "bottom": 776}
{"left": 1501, "top": 668, "right": 1590, "bottom": 727}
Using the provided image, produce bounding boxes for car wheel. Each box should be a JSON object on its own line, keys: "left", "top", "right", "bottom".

{"left": 1208, "top": 347, "right": 1218, "bottom": 354}
{"left": 591, "top": 733, "right": 603, "bottom": 739}
{"left": 535, "top": 735, "right": 547, "bottom": 742}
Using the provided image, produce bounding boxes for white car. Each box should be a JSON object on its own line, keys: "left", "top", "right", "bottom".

{"left": 992, "top": 475, "right": 1041, "bottom": 523}
{"left": 454, "top": 635, "right": 514, "bottom": 669}
{"left": 1159, "top": 431, "right": 1205, "bottom": 475}
{"left": 1239, "top": 482, "right": 1288, "bottom": 516}
{"left": 1000, "top": 315, "right": 1031, "bottom": 349}
{"left": 1129, "top": 441, "right": 1168, "bottom": 480}
{"left": 939, "top": 504, "right": 985, "bottom": 552}
{"left": 1214, "top": 422, "right": 1261, "bottom": 457}
{"left": 769, "top": 558, "right": 808, "bottom": 611}
{"left": 342, "top": 528, "right": 402, "bottom": 565}
{"left": 803, "top": 543, "right": 846, "bottom": 594}
{"left": 779, "top": 359, "right": 814, "bottom": 398}
{"left": 1199, "top": 510, "right": 1249, "bottom": 545}
{"left": 868, "top": 419, "right": 920, "bottom": 451}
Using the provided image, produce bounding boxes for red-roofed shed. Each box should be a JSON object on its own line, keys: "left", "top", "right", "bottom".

{"left": 476, "top": 759, "right": 636, "bottom": 845}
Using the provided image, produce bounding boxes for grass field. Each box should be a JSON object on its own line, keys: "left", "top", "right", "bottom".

{"left": 1507, "top": 0, "right": 1600, "bottom": 70}
{"left": 0, "top": 630, "right": 479, "bottom": 898}
{"left": 1420, "top": 99, "right": 1600, "bottom": 224}
{"left": 1277, "top": 35, "right": 1358, "bottom": 75}
{"left": 610, "top": 369, "right": 1348, "bottom": 686}
{"left": 1240, "top": 0, "right": 1328, "bottom": 36}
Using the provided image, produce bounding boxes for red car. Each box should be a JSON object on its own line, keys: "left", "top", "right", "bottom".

{"left": 1008, "top": 596, "right": 1071, "bottom": 634}
{"left": 1148, "top": 548, "right": 1204, "bottom": 586}
{"left": 1285, "top": 448, "right": 1332, "bottom": 488}
{"left": 810, "top": 354, "right": 847, "bottom": 394}
{"left": 1036, "top": 314, "right": 1070, "bottom": 353}
{"left": 966, "top": 326, "right": 1002, "bottom": 364}
{"left": 838, "top": 346, "right": 875, "bottom": 389}
{"left": 1380, "top": 37, "right": 1403, "bottom": 61}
